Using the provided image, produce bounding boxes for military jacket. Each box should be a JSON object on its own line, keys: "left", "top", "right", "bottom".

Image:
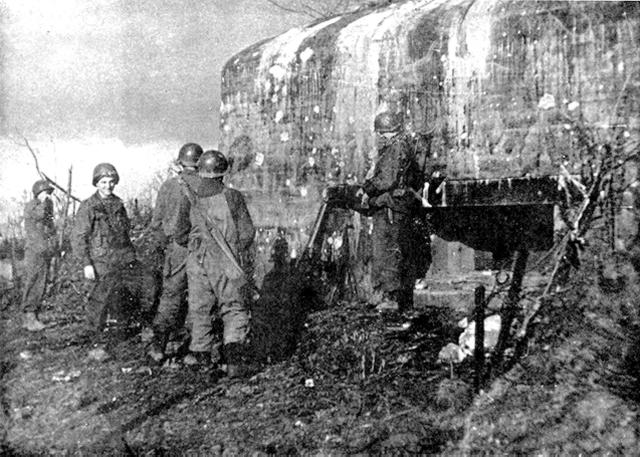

{"left": 187, "top": 179, "right": 255, "bottom": 255}
{"left": 363, "top": 133, "right": 422, "bottom": 212}
{"left": 24, "top": 198, "right": 57, "bottom": 254}
{"left": 71, "top": 192, "right": 135, "bottom": 267}
{"left": 149, "top": 170, "right": 200, "bottom": 247}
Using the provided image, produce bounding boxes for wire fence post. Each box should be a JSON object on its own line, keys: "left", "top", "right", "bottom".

{"left": 474, "top": 284, "right": 486, "bottom": 392}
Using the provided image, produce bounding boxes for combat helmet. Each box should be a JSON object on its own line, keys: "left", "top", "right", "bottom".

{"left": 32, "top": 179, "right": 54, "bottom": 198}
{"left": 92, "top": 163, "right": 120, "bottom": 186}
{"left": 197, "top": 150, "right": 229, "bottom": 178}
{"left": 374, "top": 111, "right": 403, "bottom": 134}
{"left": 178, "top": 143, "right": 204, "bottom": 167}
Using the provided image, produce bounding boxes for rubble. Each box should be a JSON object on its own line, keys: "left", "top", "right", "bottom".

{"left": 86, "top": 347, "right": 110, "bottom": 362}
{"left": 437, "top": 342, "right": 464, "bottom": 365}
{"left": 51, "top": 369, "right": 81, "bottom": 382}
{"left": 458, "top": 314, "right": 502, "bottom": 359}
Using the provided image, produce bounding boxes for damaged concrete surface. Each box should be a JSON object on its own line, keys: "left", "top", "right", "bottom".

{"left": 221, "top": 1, "right": 640, "bottom": 195}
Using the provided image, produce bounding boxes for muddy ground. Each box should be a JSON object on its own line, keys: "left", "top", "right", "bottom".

{"left": 1, "top": 247, "right": 640, "bottom": 455}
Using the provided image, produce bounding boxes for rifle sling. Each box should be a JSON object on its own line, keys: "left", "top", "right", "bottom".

{"left": 178, "top": 176, "right": 245, "bottom": 278}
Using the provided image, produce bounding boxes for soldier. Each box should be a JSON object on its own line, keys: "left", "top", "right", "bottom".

{"left": 21, "top": 179, "right": 57, "bottom": 331}
{"left": 362, "top": 111, "right": 430, "bottom": 313}
{"left": 71, "top": 163, "right": 157, "bottom": 333}
{"left": 180, "top": 150, "right": 255, "bottom": 376}
{"left": 146, "top": 143, "right": 203, "bottom": 362}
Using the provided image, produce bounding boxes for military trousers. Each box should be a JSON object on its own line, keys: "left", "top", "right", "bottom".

{"left": 86, "top": 259, "right": 158, "bottom": 331}
{"left": 371, "top": 209, "right": 429, "bottom": 299}
{"left": 152, "top": 242, "right": 189, "bottom": 336}
{"left": 186, "top": 250, "right": 250, "bottom": 353}
{"left": 21, "top": 250, "right": 52, "bottom": 314}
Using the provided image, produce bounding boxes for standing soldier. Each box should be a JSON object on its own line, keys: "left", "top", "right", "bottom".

{"left": 146, "top": 143, "right": 203, "bottom": 362}
{"left": 362, "top": 111, "right": 430, "bottom": 313}
{"left": 180, "top": 150, "right": 255, "bottom": 376}
{"left": 71, "top": 163, "right": 157, "bottom": 333}
{"left": 21, "top": 179, "right": 57, "bottom": 331}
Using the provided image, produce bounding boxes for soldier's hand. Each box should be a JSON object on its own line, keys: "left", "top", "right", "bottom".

{"left": 83, "top": 265, "right": 96, "bottom": 280}
{"left": 358, "top": 189, "right": 369, "bottom": 207}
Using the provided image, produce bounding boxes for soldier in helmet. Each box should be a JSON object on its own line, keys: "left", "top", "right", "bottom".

{"left": 21, "top": 179, "right": 57, "bottom": 331}
{"left": 362, "top": 111, "right": 431, "bottom": 313}
{"left": 178, "top": 150, "right": 255, "bottom": 376}
{"left": 146, "top": 143, "right": 203, "bottom": 362}
{"left": 71, "top": 163, "right": 157, "bottom": 333}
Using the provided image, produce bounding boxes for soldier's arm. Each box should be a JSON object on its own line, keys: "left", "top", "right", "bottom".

{"left": 149, "top": 182, "right": 170, "bottom": 248}
{"left": 23, "top": 201, "right": 35, "bottom": 226}
{"left": 148, "top": 183, "right": 165, "bottom": 233}
{"left": 24, "top": 200, "right": 47, "bottom": 224}
{"left": 172, "top": 194, "right": 192, "bottom": 246}
{"left": 363, "top": 142, "right": 402, "bottom": 197}
{"left": 119, "top": 203, "right": 135, "bottom": 249}
{"left": 71, "top": 201, "right": 93, "bottom": 266}
{"left": 44, "top": 200, "right": 57, "bottom": 238}
{"left": 229, "top": 190, "right": 255, "bottom": 250}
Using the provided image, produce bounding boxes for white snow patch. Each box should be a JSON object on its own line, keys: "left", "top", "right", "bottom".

{"left": 299, "top": 47, "right": 314, "bottom": 64}
{"left": 269, "top": 64, "right": 287, "bottom": 80}
{"left": 332, "top": 0, "right": 456, "bottom": 171}
{"left": 255, "top": 16, "right": 342, "bottom": 91}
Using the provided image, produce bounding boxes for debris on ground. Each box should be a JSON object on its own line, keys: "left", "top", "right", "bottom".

{"left": 1, "top": 240, "right": 639, "bottom": 454}
{"left": 51, "top": 369, "right": 81, "bottom": 383}
{"left": 86, "top": 347, "right": 110, "bottom": 362}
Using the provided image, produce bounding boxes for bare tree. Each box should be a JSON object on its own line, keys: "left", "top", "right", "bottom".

{"left": 266, "top": 0, "right": 395, "bottom": 19}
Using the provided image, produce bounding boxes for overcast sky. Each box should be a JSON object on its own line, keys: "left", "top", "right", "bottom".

{"left": 0, "top": 0, "right": 306, "bottom": 218}
{"left": 1, "top": 0, "right": 306, "bottom": 144}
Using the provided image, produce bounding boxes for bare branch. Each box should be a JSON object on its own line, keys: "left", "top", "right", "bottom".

{"left": 20, "top": 135, "right": 81, "bottom": 202}
{"left": 265, "top": 0, "right": 317, "bottom": 18}
{"left": 300, "top": 1, "right": 325, "bottom": 17}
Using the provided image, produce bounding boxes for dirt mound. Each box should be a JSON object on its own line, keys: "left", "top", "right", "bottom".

{"left": 457, "top": 254, "right": 640, "bottom": 454}
{"left": 2, "top": 239, "right": 639, "bottom": 454}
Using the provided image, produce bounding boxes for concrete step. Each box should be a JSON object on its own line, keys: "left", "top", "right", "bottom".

{"left": 413, "top": 270, "right": 548, "bottom": 318}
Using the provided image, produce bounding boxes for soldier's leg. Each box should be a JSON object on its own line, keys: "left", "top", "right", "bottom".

{"left": 397, "top": 212, "right": 418, "bottom": 311}
{"left": 371, "top": 211, "right": 403, "bottom": 311}
{"left": 21, "top": 251, "right": 49, "bottom": 314}
{"left": 216, "top": 277, "right": 249, "bottom": 346}
{"left": 372, "top": 211, "right": 402, "bottom": 291}
{"left": 21, "top": 250, "right": 50, "bottom": 330}
{"left": 111, "top": 258, "right": 157, "bottom": 329}
{"left": 152, "top": 244, "right": 188, "bottom": 337}
{"left": 147, "top": 249, "right": 188, "bottom": 361}
{"left": 216, "top": 274, "right": 251, "bottom": 376}
{"left": 186, "top": 254, "right": 217, "bottom": 354}
{"left": 86, "top": 262, "right": 115, "bottom": 331}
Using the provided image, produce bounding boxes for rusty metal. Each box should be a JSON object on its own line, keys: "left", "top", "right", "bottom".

{"left": 427, "top": 176, "right": 565, "bottom": 208}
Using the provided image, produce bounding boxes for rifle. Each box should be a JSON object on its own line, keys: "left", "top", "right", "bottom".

{"left": 301, "top": 184, "right": 367, "bottom": 259}
{"left": 297, "top": 184, "right": 364, "bottom": 307}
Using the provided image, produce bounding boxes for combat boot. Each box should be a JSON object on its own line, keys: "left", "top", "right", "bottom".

{"left": 396, "top": 289, "right": 414, "bottom": 315}
{"left": 146, "top": 331, "right": 167, "bottom": 363}
{"left": 375, "top": 291, "right": 399, "bottom": 313}
{"left": 183, "top": 351, "right": 212, "bottom": 367}
{"left": 224, "top": 343, "right": 256, "bottom": 379}
{"left": 22, "top": 312, "right": 46, "bottom": 332}
{"left": 147, "top": 342, "right": 165, "bottom": 363}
